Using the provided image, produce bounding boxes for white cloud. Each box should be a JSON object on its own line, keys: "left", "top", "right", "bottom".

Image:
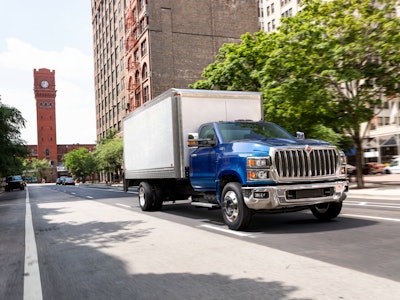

{"left": 0, "top": 38, "right": 96, "bottom": 145}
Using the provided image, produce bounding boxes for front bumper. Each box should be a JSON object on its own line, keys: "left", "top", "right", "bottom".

{"left": 242, "top": 180, "right": 348, "bottom": 210}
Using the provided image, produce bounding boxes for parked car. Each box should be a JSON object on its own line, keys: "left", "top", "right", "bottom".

{"left": 62, "top": 177, "right": 75, "bottom": 185}
{"left": 347, "top": 162, "right": 389, "bottom": 176}
{"left": 384, "top": 157, "right": 400, "bottom": 174}
{"left": 346, "top": 164, "right": 356, "bottom": 175}
{"left": 5, "top": 175, "right": 25, "bottom": 191}
{"left": 56, "top": 176, "right": 67, "bottom": 185}
{"left": 366, "top": 162, "right": 386, "bottom": 174}
{"left": 346, "top": 164, "right": 373, "bottom": 175}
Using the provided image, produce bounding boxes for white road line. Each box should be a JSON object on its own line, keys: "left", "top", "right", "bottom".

{"left": 341, "top": 213, "right": 400, "bottom": 222}
{"left": 24, "top": 188, "right": 43, "bottom": 300}
{"left": 116, "top": 203, "right": 131, "bottom": 208}
{"left": 86, "top": 196, "right": 94, "bottom": 199}
{"left": 199, "top": 224, "right": 256, "bottom": 238}
{"left": 344, "top": 201, "right": 400, "bottom": 209}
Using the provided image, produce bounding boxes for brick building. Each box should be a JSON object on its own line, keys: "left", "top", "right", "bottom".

{"left": 91, "top": 0, "right": 260, "bottom": 141}
{"left": 27, "top": 68, "right": 96, "bottom": 182}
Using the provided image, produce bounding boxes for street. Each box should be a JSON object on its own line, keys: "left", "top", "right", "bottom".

{"left": 1, "top": 180, "right": 400, "bottom": 300}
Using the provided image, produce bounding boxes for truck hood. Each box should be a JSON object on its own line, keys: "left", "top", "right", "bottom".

{"left": 227, "top": 138, "right": 332, "bottom": 153}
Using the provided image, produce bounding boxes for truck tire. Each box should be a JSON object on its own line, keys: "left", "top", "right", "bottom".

{"left": 152, "top": 184, "right": 163, "bottom": 211}
{"left": 311, "top": 202, "right": 342, "bottom": 221}
{"left": 138, "top": 182, "right": 155, "bottom": 211}
{"left": 221, "top": 182, "right": 252, "bottom": 231}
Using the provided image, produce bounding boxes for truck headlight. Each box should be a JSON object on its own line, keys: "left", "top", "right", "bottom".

{"left": 339, "top": 151, "right": 347, "bottom": 175}
{"left": 247, "top": 157, "right": 271, "bottom": 168}
{"left": 247, "top": 156, "right": 271, "bottom": 181}
{"left": 247, "top": 170, "right": 269, "bottom": 180}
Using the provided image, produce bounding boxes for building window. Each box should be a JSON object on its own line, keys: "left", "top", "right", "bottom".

{"left": 143, "top": 86, "right": 149, "bottom": 103}
{"left": 141, "top": 39, "right": 147, "bottom": 56}
{"left": 142, "top": 63, "right": 148, "bottom": 79}
{"left": 135, "top": 71, "right": 140, "bottom": 84}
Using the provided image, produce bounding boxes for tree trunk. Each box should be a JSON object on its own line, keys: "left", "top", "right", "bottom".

{"left": 354, "top": 131, "right": 365, "bottom": 188}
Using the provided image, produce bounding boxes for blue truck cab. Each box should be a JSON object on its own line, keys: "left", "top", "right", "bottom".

{"left": 188, "top": 121, "right": 348, "bottom": 230}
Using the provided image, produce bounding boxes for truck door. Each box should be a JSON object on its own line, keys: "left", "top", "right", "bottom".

{"left": 190, "top": 125, "right": 217, "bottom": 191}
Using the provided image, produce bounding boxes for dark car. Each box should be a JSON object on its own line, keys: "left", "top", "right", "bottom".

{"left": 62, "top": 177, "right": 75, "bottom": 185}
{"left": 5, "top": 175, "right": 25, "bottom": 191}
{"left": 56, "top": 176, "right": 67, "bottom": 185}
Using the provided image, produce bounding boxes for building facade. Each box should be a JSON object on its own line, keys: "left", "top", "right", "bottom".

{"left": 362, "top": 99, "right": 400, "bottom": 164}
{"left": 258, "top": 0, "right": 302, "bottom": 32}
{"left": 33, "top": 68, "right": 58, "bottom": 165}
{"left": 91, "top": 0, "right": 129, "bottom": 141}
{"left": 91, "top": 0, "right": 260, "bottom": 141}
{"left": 29, "top": 68, "right": 96, "bottom": 182}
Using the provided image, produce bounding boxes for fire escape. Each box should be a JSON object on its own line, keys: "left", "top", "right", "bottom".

{"left": 124, "top": 8, "right": 140, "bottom": 111}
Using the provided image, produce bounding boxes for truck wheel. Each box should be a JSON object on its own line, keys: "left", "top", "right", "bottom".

{"left": 138, "top": 182, "right": 155, "bottom": 211}
{"left": 152, "top": 184, "right": 163, "bottom": 211}
{"left": 221, "top": 182, "right": 252, "bottom": 231}
{"left": 311, "top": 202, "right": 342, "bottom": 221}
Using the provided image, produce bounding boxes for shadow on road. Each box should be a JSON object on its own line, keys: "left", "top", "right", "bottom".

{"left": 32, "top": 205, "right": 307, "bottom": 300}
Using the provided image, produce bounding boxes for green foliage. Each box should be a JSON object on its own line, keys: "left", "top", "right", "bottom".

{"left": 98, "top": 128, "right": 118, "bottom": 144}
{"left": 0, "top": 102, "right": 28, "bottom": 176}
{"left": 23, "top": 158, "right": 50, "bottom": 181}
{"left": 63, "top": 148, "right": 96, "bottom": 178}
{"left": 94, "top": 138, "right": 123, "bottom": 174}
{"left": 191, "top": 0, "right": 400, "bottom": 187}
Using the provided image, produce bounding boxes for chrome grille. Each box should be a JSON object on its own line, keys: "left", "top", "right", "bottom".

{"left": 273, "top": 147, "right": 339, "bottom": 179}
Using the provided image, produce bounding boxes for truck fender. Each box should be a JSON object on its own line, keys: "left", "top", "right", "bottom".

{"left": 216, "top": 171, "right": 244, "bottom": 204}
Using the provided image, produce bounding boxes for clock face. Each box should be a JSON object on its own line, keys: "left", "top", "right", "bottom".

{"left": 41, "top": 80, "right": 49, "bottom": 88}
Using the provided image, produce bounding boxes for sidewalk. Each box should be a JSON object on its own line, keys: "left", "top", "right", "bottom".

{"left": 348, "top": 173, "right": 400, "bottom": 199}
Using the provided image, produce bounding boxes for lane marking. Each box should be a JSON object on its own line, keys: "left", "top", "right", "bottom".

{"left": 86, "top": 196, "right": 94, "bottom": 199}
{"left": 116, "top": 203, "right": 132, "bottom": 208}
{"left": 349, "top": 195, "right": 400, "bottom": 200}
{"left": 199, "top": 224, "right": 256, "bottom": 238}
{"left": 344, "top": 201, "right": 400, "bottom": 209}
{"left": 341, "top": 213, "right": 400, "bottom": 222}
{"left": 24, "top": 188, "right": 43, "bottom": 300}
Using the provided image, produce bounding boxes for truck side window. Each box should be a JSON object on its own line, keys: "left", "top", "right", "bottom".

{"left": 199, "top": 125, "right": 215, "bottom": 140}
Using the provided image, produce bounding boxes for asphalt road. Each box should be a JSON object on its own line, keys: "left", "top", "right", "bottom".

{"left": 1, "top": 183, "right": 399, "bottom": 300}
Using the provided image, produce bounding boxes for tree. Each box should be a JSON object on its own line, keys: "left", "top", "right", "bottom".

{"left": 0, "top": 101, "right": 28, "bottom": 177}
{"left": 267, "top": 0, "right": 400, "bottom": 187}
{"left": 94, "top": 138, "right": 123, "bottom": 182}
{"left": 191, "top": 0, "right": 400, "bottom": 188}
{"left": 190, "top": 33, "right": 268, "bottom": 91}
{"left": 23, "top": 158, "right": 50, "bottom": 182}
{"left": 63, "top": 148, "right": 96, "bottom": 181}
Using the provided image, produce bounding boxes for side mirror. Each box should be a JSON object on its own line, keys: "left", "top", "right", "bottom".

{"left": 187, "top": 133, "right": 217, "bottom": 148}
{"left": 296, "top": 131, "right": 305, "bottom": 139}
{"left": 187, "top": 133, "right": 199, "bottom": 147}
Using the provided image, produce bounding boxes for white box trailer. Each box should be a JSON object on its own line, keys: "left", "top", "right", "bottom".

{"left": 123, "top": 88, "right": 263, "bottom": 181}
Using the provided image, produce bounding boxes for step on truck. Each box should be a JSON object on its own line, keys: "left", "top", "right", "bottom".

{"left": 123, "top": 88, "right": 348, "bottom": 230}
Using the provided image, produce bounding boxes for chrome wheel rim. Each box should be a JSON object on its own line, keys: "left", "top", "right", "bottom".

{"left": 139, "top": 186, "right": 146, "bottom": 207}
{"left": 223, "top": 190, "right": 239, "bottom": 223}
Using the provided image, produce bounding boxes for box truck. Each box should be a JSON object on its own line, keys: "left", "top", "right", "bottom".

{"left": 123, "top": 89, "right": 348, "bottom": 230}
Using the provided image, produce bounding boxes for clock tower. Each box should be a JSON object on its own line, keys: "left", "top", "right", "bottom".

{"left": 33, "top": 68, "right": 57, "bottom": 166}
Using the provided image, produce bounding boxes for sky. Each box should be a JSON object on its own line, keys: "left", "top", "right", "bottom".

{"left": 0, "top": 0, "right": 96, "bottom": 145}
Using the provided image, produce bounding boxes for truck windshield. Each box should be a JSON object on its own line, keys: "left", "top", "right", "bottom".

{"left": 217, "top": 122, "right": 295, "bottom": 143}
